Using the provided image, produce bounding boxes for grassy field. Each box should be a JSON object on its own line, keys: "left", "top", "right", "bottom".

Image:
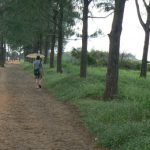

{"left": 23, "top": 61, "right": 150, "bottom": 150}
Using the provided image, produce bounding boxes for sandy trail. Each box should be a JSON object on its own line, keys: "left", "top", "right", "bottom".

{"left": 0, "top": 64, "right": 100, "bottom": 150}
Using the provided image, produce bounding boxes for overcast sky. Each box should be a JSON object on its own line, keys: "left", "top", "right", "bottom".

{"left": 65, "top": 0, "right": 149, "bottom": 60}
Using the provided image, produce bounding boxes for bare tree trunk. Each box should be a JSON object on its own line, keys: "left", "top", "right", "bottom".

{"left": 3, "top": 41, "right": 6, "bottom": 64}
{"left": 39, "top": 33, "right": 43, "bottom": 53}
{"left": 33, "top": 33, "right": 43, "bottom": 53}
{"left": 44, "top": 35, "right": 50, "bottom": 64}
{"left": 140, "top": 30, "right": 149, "bottom": 77}
{"left": 140, "top": 11, "right": 150, "bottom": 78}
{"left": 103, "top": 0, "right": 126, "bottom": 100}
{"left": 135, "top": 0, "right": 150, "bottom": 78}
{"left": 33, "top": 38, "right": 39, "bottom": 53}
{"left": 50, "top": 37, "right": 55, "bottom": 68}
{"left": 80, "top": 0, "right": 89, "bottom": 78}
{"left": 57, "top": 0, "right": 63, "bottom": 73}
{"left": 50, "top": 40, "right": 55, "bottom": 68}
{"left": 50, "top": 9, "right": 58, "bottom": 68}
{"left": 24, "top": 46, "right": 32, "bottom": 62}
{"left": 0, "top": 36, "right": 5, "bottom": 67}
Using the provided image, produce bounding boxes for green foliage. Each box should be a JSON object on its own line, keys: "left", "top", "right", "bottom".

{"left": 96, "top": 0, "right": 114, "bottom": 11}
{"left": 71, "top": 49, "right": 108, "bottom": 66}
{"left": 0, "top": 0, "right": 79, "bottom": 55}
{"left": 89, "top": 29, "right": 102, "bottom": 38}
{"left": 70, "top": 50, "right": 141, "bottom": 70}
{"left": 22, "top": 61, "right": 150, "bottom": 150}
{"left": 119, "top": 60, "right": 141, "bottom": 70}
{"left": 11, "top": 50, "right": 19, "bottom": 60}
{"left": 71, "top": 47, "right": 81, "bottom": 58}
{"left": 89, "top": 50, "right": 108, "bottom": 66}
{"left": 22, "top": 61, "right": 33, "bottom": 73}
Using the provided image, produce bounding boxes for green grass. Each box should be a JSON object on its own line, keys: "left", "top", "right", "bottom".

{"left": 22, "top": 61, "right": 150, "bottom": 150}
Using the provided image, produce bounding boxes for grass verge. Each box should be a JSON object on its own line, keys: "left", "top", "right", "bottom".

{"left": 22, "top": 61, "right": 150, "bottom": 150}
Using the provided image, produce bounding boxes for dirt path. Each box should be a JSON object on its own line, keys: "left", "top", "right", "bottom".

{"left": 0, "top": 63, "right": 100, "bottom": 150}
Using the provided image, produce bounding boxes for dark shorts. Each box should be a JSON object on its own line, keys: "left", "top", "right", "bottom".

{"left": 34, "top": 69, "right": 42, "bottom": 79}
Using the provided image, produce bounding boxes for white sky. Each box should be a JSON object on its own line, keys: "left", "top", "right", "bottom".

{"left": 65, "top": 0, "right": 150, "bottom": 60}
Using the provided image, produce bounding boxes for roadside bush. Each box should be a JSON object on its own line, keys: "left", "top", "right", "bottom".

{"left": 71, "top": 48, "right": 81, "bottom": 60}
{"left": 71, "top": 49, "right": 141, "bottom": 70}
{"left": 89, "top": 50, "right": 108, "bottom": 66}
{"left": 119, "top": 60, "right": 141, "bottom": 70}
{"left": 88, "top": 54, "right": 97, "bottom": 65}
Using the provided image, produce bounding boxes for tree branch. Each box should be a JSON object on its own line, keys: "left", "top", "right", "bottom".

{"left": 88, "top": 0, "right": 93, "bottom": 5}
{"left": 88, "top": 11, "right": 114, "bottom": 19}
{"left": 143, "top": 0, "right": 148, "bottom": 11}
{"left": 135, "top": 0, "right": 146, "bottom": 29}
{"left": 143, "top": 0, "right": 148, "bottom": 7}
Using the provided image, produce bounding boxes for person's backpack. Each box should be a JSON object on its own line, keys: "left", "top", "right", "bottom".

{"left": 34, "top": 68, "right": 40, "bottom": 76}
{"left": 34, "top": 61, "right": 41, "bottom": 76}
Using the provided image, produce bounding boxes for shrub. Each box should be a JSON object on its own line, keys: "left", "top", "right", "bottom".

{"left": 71, "top": 49, "right": 141, "bottom": 70}
{"left": 119, "top": 60, "right": 141, "bottom": 70}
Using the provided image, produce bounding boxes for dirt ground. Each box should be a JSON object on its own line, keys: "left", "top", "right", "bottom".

{"left": 0, "top": 63, "right": 102, "bottom": 150}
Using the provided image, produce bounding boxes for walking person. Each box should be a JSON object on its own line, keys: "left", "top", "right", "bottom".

{"left": 33, "top": 56, "right": 43, "bottom": 88}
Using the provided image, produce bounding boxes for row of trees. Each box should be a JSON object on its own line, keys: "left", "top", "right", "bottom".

{"left": 0, "top": 0, "right": 78, "bottom": 70}
{"left": 0, "top": 0, "right": 149, "bottom": 100}
{"left": 104, "top": 0, "right": 150, "bottom": 99}
{"left": 80, "top": 0, "right": 150, "bottom": 99}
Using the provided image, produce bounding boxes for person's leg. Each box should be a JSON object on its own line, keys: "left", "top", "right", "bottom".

{"left": 35, "top": 76, "right": 40, "bottom": 88}
{"left": 38, "top": 78, "right": 42, "bottom": 88}
{"left": 35, "top": 78, "right": 39, "bottom": 88}
{"left": 38, "top": 73, "right": 42, "bottom": 88}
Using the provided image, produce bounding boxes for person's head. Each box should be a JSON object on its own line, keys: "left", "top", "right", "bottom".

{"left": 36, "top": 55, "right": 40, "bottom": 60}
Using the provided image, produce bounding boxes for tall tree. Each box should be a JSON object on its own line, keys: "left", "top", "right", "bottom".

{"left": 57, "top": 0, "right": 64, "bottom": 73}
{"left": 103, "top": 0, "right": 126, "bottom": 100}
{"left": 50, "top": 7, "right": 58, "bottom": 68}
{"left": 0, "top": 0, "right": 78, "bottom": 66}
{"left": 80, "top": 0, "right": 114, "bottom": 78}
{"left": 2, "top": 0, "right": 53, "bottom": 56}
{"left": 80, "top": 0, "right": 93, "bottom": 78}
{"left": 44, "top": 35, "right": 50, "bottom": 64}
{"left": 0, "top": 36, "right": 5, "bottom": 67}
{"left": 56, "top": 0, "right": 78, "bottom": 73}
{"left": 0, "top": 0, "right": 7, "bottom": 67}
{"left": 135, "top": 0, "right": 150, "bottom": 78}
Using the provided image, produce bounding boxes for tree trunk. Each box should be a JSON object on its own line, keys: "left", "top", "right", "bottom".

{"left": 33, "top": 39, "right": 39, "bottom": 53}
{"left": 80, "top": 0, "right": 89, "bottom": 78}
{"left": 38, "top": 33, "right": 43, "bottom": 53}
{"left": 140, "top": 30, "right": 149, "bottom": 78}
{"left": 50, "top": 40, "right": 55, "bottom": 68}
{"left": 50, "top": 36, "right": 55, "bottom": 68}
{"left": 57, "top": 0, "right": 63, "bottom": 73}
{"left": 33, "top": 33, "right": 43, "bottom": 53}
{"left": 135, "top": 0, "right": 150, "bottom": 78}
{"left": 140, "top": 11, "right": 150, "bottom": 78}
{"left": 0, "top": 36, "right": 5, "bottom": 67}
{"left": 3, "top": 41, "right": 6, "bottom": 64}
{"left": 103, "top": 0, "right": 126, "bottom": 100}
{"left": 50, "top": 10, "right": 58, "bottom": 68}
{"left": 24, "top": 46, "right": 32, "bottom": 62}
{"left": 44, "top": 35, "right": 50, "bottom": 64}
